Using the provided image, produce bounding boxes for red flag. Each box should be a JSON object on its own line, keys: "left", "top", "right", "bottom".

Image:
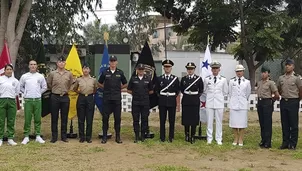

{"left": 0, "top": 41, "right": 21, "bottom": 110}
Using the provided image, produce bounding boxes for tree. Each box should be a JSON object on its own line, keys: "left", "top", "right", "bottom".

{"left": 83, "top": 20, "right": 127, "bottom": 44}
{"left": 143, "top": 0, "right": 286, "bottom": 90}
{"left": 116, "top": 0, "right": 157, "bottom": 51}
{"left": 0, "top": 0, "right": 102, "bottom": 66}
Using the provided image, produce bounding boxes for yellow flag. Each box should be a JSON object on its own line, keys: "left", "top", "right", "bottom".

{"left": 65, "top": 44, "right": 83, "bottom": 119}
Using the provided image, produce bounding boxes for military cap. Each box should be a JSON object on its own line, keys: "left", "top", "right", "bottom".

{"left": 109, "top": 55, "right": 117, "bottom": 61}
{"left": 136, "top": 63, "right": 145, "bottom": 70}
{"left": 285, "top": 59, "right": 294, "bottom": 65}
{"left": 162, "top": 59, "right": 174, "bottom": 67}
{"left": 57, "top": 56, "right": 66, "bottom": 61}
{"left": 261, "top": 66, "right": 270, "bottom": 73}
{"left": 185, "top": 62, "right": 196, "bottom": 69}
{"left": 210, "top": 61, "right": 221, "bottom": 68}
{"left": 235, "top": 64, "right": 245, "bottom": 71}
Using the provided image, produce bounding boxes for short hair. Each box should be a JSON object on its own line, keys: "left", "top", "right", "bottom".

{"left": 4, "top": 64, "right": 13, "bottom": 70}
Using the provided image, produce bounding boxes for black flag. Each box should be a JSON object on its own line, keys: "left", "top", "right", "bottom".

{"left": 132, "top": 41, "right": 158, "bottom": 109}
{"left": 36, "top": 41, "right": 51, "bottom": 117}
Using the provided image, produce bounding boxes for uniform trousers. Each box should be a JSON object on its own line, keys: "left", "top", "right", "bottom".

{"left": 76, "top": 94, "right": 95, "bottom": 141}
{"left": 102, "top": 100, "right": 121, "bottom": 136}
{"left": 23, "top": 98, "right": 42, "bottom": 137}
{"left": 206, "top": 108, "right": 224, "bottom": 142}
{"left": 159, "top": 106, "right": 176, "bottom": 141}
{"left": 0, "top": 98, "right": 16, "bottom": 139}
{"left": 51, "top": 94, "right": 70, "bottom": 140}
{"left": 257, "top": 98, "right": 273, "bottom": 145}
{"left": 131, "top": 104, "right": 149, "bottom": 136}
{"left": 280, "top": 98, "right": 299, "bottom": 147}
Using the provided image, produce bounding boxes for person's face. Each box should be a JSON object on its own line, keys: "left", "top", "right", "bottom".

{"left": 211, "top": 67, "right": 220, "bottom": 75}
{"left": 83, "top": 67, "right": 90, "bottom": 75}
{"left": 4, "top": 66, "right": 13, "bottom": 77}
{"left": 261, "top": 71, "right": 269, "bottom": 79}
{"left": 236, "top": 70, "right": 244, "bottom": 77}
{"left": 109, "top": 60, "right": 117, "bottom": 68}
{"left": 187, "top": 68, "right": 195, "bottom": 75}
{"left": 29, "top": 61, "right": 37, "bottom": 72}
{"left": 57, "top": 60, "right": 66, "bottom": 69}
{"left": 137, "top": 68, "right": 145, "bottom": 75}
{"left": 285, "top": 64, "right": 294, "bottom": 73}
{"left": 164, "top": 66, "right": 172, "bottom": 73}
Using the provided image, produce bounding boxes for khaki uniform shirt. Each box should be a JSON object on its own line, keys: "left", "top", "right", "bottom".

{"left": 73, "top": 76, "right": 97, "bottom": 95}
{"left": 256, "top": 79, "right": 277, "bottom": 98}
{"left": 277, "top": 73, "right": 302, "bottom": 98}
{"left": 47, "top": 70, "right": 73, "bottom": 95}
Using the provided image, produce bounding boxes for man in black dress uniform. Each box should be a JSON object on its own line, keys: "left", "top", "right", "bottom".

{"left": 156, "top": 59, "right": 180, "bottom": 142}
{"left": 127, "top": 64, "right": 154, "bottom": 143}
{"left": 98, "top": 55, "right": 128, "bottom": 144}
{"left": 180, "top": 62, "right": 204, "bottom": 144}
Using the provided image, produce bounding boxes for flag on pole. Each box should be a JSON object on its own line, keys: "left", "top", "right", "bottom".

{"left": 94, "top": 44, "right": 109, "bottom": 114}
{"left": 0, "top": 41, "right": 21, "bottom": 110}
{"left": 132, "top": 41, "right": 158, "bottom": 109}
{"left": 199, "top": 44, "right": 212, "bottom": 123}
{"left": 35, "top": 41, "right": 51, "bottom": 117}
{"left": 65, "top": 44, "right": 83, "bottom": 119}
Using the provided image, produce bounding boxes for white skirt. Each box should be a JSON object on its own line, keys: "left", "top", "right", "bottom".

{"left": 229, "top": 109, "right": 248, "bottom": 128}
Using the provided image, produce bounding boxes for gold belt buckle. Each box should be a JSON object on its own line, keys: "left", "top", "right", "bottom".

{"left": 85, "top": 94, "right": 88, "bottom": 97}
{"left": 189, "top": 90, "right": 191, "bottom": 95}
{"left": 60, "top": 94, "right": 64, "bottom": 97}
{"left": 285, "top": 98, "right": 288, "bottom": 101}
{"left": 259, "top": 98, "right": 262, "bottom": 100}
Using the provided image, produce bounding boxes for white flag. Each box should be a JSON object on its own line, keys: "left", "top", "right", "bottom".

{"left": 199, "top": 45, "right": 212, "bottom": 123}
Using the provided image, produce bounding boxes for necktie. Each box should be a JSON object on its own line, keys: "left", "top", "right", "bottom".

{"left": 189, "top": 76, "right": 191, "bottom": 80}
{"left": 166, "top": 75, "right": 169, "bottom": 80}
{"left": 214, "top": 77, "right": 217, "bottom": 83}
{"left": 238, "top": 78, "right": 241, "bottom": 85}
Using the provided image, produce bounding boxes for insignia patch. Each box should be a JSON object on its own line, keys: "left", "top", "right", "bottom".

{"left": 160, "top": 81, "right": 163, "bottom": 86}
{"left": 171, "top": 75, "right": 174, "bottom": 78}
{"left": 106, "top": 75, "right": 111, "bottom": 77}
{"left": 133, "top": 81, "right": 139, "bottom": 84}
{"left": 12, "top": 82, "right": 15, "bottom": 86}
{"left": 194, "top": 76, "right": 196, "bottom": 79}
{"left": 116, "top": 75, "right": 121, "bottom": 77}
{"left": 144, "top": 81, "right": 149, "bottom": 84}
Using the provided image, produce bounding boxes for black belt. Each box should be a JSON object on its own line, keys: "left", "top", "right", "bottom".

{"left": 281, "top": 98, "right": 299, "bottom": 101}
{"left": 52, "top": 93, "right": 68, "bottom": 96}
{"left": 79, "top": 93, "right": 93, "bottom": 97}
{"left": 258, "top": 98, "right": 272, "bottom": 101}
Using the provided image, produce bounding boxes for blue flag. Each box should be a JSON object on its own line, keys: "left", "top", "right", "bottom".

{"left": 94, "top": 44, "right": 109, "bottom": 114}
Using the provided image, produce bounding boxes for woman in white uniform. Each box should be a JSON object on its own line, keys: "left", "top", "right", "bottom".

{"left": 228, "top": 65, "right": 251, "bottom": 146}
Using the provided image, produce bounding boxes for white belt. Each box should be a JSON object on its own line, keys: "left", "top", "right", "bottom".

{"left": 184, "top": 91, "right": 198, "bottom": 95}
{"left": 160, "top": 92, "right": 176, "bottom": 96}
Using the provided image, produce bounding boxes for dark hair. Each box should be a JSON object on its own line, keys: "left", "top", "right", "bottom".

{"left": 4, "top": 64, "right": 13, "bottom": 70}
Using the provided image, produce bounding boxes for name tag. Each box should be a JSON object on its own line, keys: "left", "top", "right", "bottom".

{"left": 133, "top": 81, "right": 139, "bottom": 84}
{"left": 105, "top": 75, "right": 111, "bottom": 77}
{"left": 144, "top": 81, "right": 149, "bottom": 84}
{"left": 116, "top": 75, "right": 121, "bottom": 77}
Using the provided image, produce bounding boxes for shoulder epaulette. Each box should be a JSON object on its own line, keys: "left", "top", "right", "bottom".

{"left": 220, "top": 75, "right": 225, "bottom": 78}
{"left": 206, "top": 75, "right": 211, "bottom": 78}
{"left": 231, "top": 77, "right": 236, "bottom": 79}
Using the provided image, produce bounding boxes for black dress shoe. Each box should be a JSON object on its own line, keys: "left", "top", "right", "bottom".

{"left": 87, "top": 140, "right": 92, "bottom": 143}
{"left": 279, "top": 144, "right": 289, "bottom": 149}
{"left": 50, "top": 139, "right": 57, "bottom": 143}
{"left": 185, "top": 135, "right": 190, "bottom": 142}
{"left": 168, "top": 138, "right": 173, "bottom": 143}
{"left": 259, "top": 141, "right": 265, "bottom": 147}
{"left": 160, "top": 139, "right": 165, "bottom": 142}
{"left": 190, "top": 137, "right": 195, "bottom": 144}
{"left": 289, "top": 145, "right": 296, "bottom": 150}
{"left": 61, "top": 139, "right": 68, "bottom": 143}
{"left": 116, "top": 138, "right": 123, "bottom": 144}
{"left": 79, "top": 139, "right": 85, "bottom": 143}
{"left": 263, "top": 144, "right": 271, "bottom": 149}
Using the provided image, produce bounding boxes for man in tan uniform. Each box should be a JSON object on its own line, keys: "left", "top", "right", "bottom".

{"left": 277, "top": 59, "right": 302, "bottom": 150}
{"left": 47, "top": 56, "right": 73, "bottom": 143}
{"left": 73, "top": 64, "right": 97, "bottom": 143}
{"left": 256, "top": 66, "right": 279, "bottom": 148}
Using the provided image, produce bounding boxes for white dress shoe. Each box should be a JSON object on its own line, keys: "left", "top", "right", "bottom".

{"left": 21, "top": 137, "right": 30, "bottom": 145}
{"left": 217, "top": 141, "right": 223, "bottom": 145}
{"left": 8, "top": 139, "right": 17, "bottom": 146}
{"left": 239, "top": 143, "right": 243, "bottom": 146}
{"left": 232, "top": 142, "right": 237, "bottom": 146}
{"left": 35, "top": 136, "right": 45, "bottom": 144}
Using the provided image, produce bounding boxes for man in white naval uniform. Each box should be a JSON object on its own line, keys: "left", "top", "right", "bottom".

{"left": 203, "top": 61, "right": 228, "bottom": 145}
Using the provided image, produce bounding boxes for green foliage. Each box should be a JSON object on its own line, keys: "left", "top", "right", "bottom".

{"left": 116, "top": 0, "right": 157, "bottom": 51}
{"left": 83, "top": 20, "right": 127, "bottom": 44}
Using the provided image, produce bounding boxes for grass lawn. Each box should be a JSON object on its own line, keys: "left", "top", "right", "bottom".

{"left": 0, "top": 110, "right": 301, "bottom": 171}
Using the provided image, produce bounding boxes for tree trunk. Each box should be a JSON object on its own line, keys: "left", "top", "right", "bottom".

{"left": 6, "top": 0, "right": 32, "bottom": 66}
{"left": 0, "top": 0, "right": 9, "bottom": 52}
{"left": 247, "top": 61, "right": 256, "bottom": 92}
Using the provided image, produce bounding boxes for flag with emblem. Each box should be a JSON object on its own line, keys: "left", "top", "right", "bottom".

{"left": 94, "top": 44, "right": 109, "bottom": 114}
{"left": 199, "top": 44, "right": 212, "bottom": 123}
{"left": 0, "top": 41, "right": 21, "bottom": 110}
{"left": 132, "top": 41, "right": 158, "bottom": 109}
{"left": 35, "top": 41, "right": 51, "bottom": 117}
{"left": 65, "top": 44, "right": 83, "bottom": 119}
